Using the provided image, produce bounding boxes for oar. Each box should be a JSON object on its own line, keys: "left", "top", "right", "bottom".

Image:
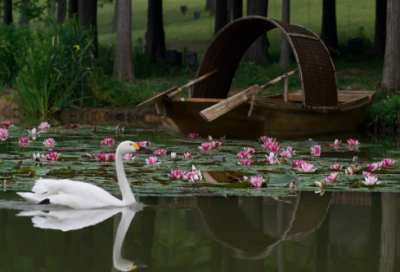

{"left": 199, "top": 69, "right": 298, "bottom": 122}
{"left": 131, "top": 70, "right": 217, "bottom": 114}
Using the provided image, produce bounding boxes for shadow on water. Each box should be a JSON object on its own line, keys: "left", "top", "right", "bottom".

{"left": 0, "top": 191, "right": 399, "bottom": 271}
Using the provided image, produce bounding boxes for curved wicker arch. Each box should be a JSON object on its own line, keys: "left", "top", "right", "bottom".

{"left": 192, "top": 16, "right": 338, "bottom": 109}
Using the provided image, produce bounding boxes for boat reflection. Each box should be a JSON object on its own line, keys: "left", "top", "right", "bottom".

{"left": 17, "top": 204, "right": 146, "bottom": 272}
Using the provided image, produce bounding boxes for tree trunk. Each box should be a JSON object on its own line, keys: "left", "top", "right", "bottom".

{"left": 379, "top": 193, "right": 399, "bottom": 272}
{"left": 78, "top": 0, "right": 98, "bottom": 58}
{"left": 68, "top": 0, "right": 78, "bottom": 19}
{"left": 232, "top": 0, "right": 242, "bottom": 20}
{"left": 320, "top": 0, "right": 338, "bottom": 49}
{"left": 19, "top": 0, "right": 30, "bottom": 27}
{"left": 242, "top": 0, "right": 270, "bottom": 64}
{"left": 374, "top": 0, "right": 386, "bottom": 57}
{"left": 381, "top": 0, "right": 400, "bottom": 90}
{"left": 4, "top": 0, "right": 12, "bottom": 25}
{"left": 279, "top": 0, "right": 291, "bottom": 68}
{"left": 56, "top": 0, "right": 66, "bottom": 22}
{"left": 113, "top": 0, "right": 134, "bottom": 81}
{"left": 145, "top": 0, "right": 166, "bottom": 62}
{"left": 112, "top": 1, "right": 118, "bottom": 31}
{"left": 214, "top": 0, "right": 228, "bottom": 34}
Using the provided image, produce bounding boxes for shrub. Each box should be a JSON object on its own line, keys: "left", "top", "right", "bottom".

{"left": 369, "top": 94, "right": 400, "bottom": 124}
{"left": 14, "top": 18, "right": 93, "bottom": 116}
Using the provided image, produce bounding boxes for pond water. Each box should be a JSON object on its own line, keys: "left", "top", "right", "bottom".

{"left": 0, "top": 192, "right": 399, "bottom": 271}
{"left": 0, "top": 122, "right": 400, "bottom": 270}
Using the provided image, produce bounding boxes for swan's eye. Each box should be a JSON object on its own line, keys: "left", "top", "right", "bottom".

{"left": 132, "top": 143, "right": 140, "bottom": 150}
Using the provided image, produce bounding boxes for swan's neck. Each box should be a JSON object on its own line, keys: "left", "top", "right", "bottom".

{"left": 115, "top": 151, "right": 136, "bottom": 204}
{"left": 113, "top": 209, "right": 136, "bottom": 269}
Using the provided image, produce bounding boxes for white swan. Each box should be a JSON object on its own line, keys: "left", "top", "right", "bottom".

{"left": 17, "top": 141, "right": 147, "bottom": 209}
{"left": 17, "top": 204, "right": 145, "bottom": 271}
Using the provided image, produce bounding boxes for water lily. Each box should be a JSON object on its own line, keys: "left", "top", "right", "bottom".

{"left": 262, "top": 141, "right": 274, "bottom": 149}
{"left": 363, "top": 171, "right": 372, "bottom": 177}
{"left": 100, "top": 138, "right": 115, "bottom": 146}
{"left": 250, "top": 176, "right": 265, "bottom": 188}
{"left": 32, "top": 153, "right": 41, "bottom": 162}
{"left": 43, "top": 138, "right": 56, "bottom": 147}
{"left": 353, "top": 156, "right": 358, "bottom": 162}
{"left": 187, "top": 133, "right": 200, "bottom": 138}
{"left": 237, "top": 159, "right": 252, "bottom": 166}
{"left": 95, "top": 153, "right": 115, "bottom": 162}
{"left": 347, "top": 139, "right": 359, "bottom": 145}
{"left": 330, "top": 139, "right": 341, "bottom": 148}
{"left": 347, "top": 145, "right": 359, "bottom": 151}
{"left": 184, "top": 165, "right": 202, "bottom": 182}
{"left": 310, "top": 145, "right": 321, "bottom": 156}
{"left": 330, "top": 164, "right": 343, "bottom": 170}
{"left": 292, "top": 160, "right": 305, "bottom": 167}
{"left": 265, "top": 152, "right": 278, "bottom": 164}
{"left": 199, "top": 142, "right": 212, "bottom": 151}
{"left": 168, "top": 169, "right": 186, "bottom": 179}
{"left": 0, "top": 137, "right": 6, "bottom": 142}
{"left": 212, "top": 141, "right": 222, "bottom": 148}
{"left": 269, "top": 142, "right": 282, "bottom": 152}
{"left": 146, "top": 156, "right": 160, "bottom": 166}
{"left": 315, "top": 180, "right": 326, "bottom": 188}
{"left": 183, "top": 153, "right": 192, "bottom": 159}
{"left": 237, "top": 151, "right": 251, "bottom": 159}
{"left": 0, "top": 128, "right": 9, "bottom": 138}
{"left": 44, "top": 152, "right": 60, "bottom": 161}
{"left": 381, "top": 158, "right": 395, "bottom": 168}
{"left": 28, "top": 128, "right": 40, "bottom": 136}
{"left": 324, "top": 172, "right": 339, "bottom": 182}
{"left": 362, "top": 175, "right": 381, "bottom": 186}
{"left": 123, "top": 153, "right": 135, "bottom": 161}
{"left": 280, "top": 146, "right": 294, "bottom": 158}
{"left": 243, "top": 147, "right": 255, "bottom": 154}
{"left": 367, "top": 162, "right": 381, "bottom": 172}
{"left": 345, "top": 166, "right": 356, "bottom": 175}
{"left": 38, "top": 122, "right": 50, "bottom": 130}
{"left": 1, "top": 121, "right": 11, "bottom": 128}
{"left": 19, "top": 137, "right": 30, "bottom": 147}
{"left": 153, "top": 149, "right": 167, "bottom": 156}
{"left": 170, "top": 152, "right": 176, "bottom": 158}
{"left": 137, "top": 141, "right": 151, "bottom": 147}
{"left": 297, "top": 161, "right": 316, "bottom": 172}
{"left": 260, "top": 136, "right": 271, "bottom": 142}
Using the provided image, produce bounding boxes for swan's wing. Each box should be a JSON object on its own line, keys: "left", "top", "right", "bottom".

{"left": 17, "top": 208, "right": 124, "bottom": 231}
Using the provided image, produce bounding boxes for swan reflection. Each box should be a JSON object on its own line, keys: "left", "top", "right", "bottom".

{"left": 17, "top": 203, "right": 146, "bottom": 271}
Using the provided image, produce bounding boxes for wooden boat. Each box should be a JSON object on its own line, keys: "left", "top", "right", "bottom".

{"left": 134, "top": 16, "right": 375, "bottom": 139}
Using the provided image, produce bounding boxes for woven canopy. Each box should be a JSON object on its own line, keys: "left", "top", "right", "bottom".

{"left": 192, "top": 16, "right": 338, "bottom": 109}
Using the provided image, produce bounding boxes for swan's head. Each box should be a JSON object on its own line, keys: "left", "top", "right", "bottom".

{"left": 117, "top": 141, "right": 150, "bottom": 155}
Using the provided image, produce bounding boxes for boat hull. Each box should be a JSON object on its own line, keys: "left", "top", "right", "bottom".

{"left": 165, "top": 91, "right": 375, "bottom": 139}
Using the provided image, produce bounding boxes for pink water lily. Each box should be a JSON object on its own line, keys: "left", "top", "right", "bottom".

{"left": 237, "top": 159, "right": 252, "bottom": 166}
{"left": 32, "top": 153, "right": 41, "bottom": 161}
{"left": 367, "top": 162, "right": 381, "bottom": 172}
{"left": 330, "top": 164, "right": 343, "bottom": 170}
{"left": 381, "top": 158, "right": 395, "bottom": 168}
{"left": 324, "top": 172, "right": 339, "bottom": 182}
{"left": 183, "top": 152, "right": 192, "bottom": 159}
{"left": 38, "top": 122, "right": 50, "bottom": 130}
{"left": 345, "top": 166, "right": 356, "bottom": 175}
{"left": 43, "top": 138, "right": 55, "bottom": 147}
{"left": 250, "top": 176, "right": 265, "bottom": 188}
{"left": 199, "top": 142, "right": 212, "bottom": 151}
{"left": 0, "top": 137, "right": 7, "bottom": 142}
{"left": 363, "top": 171, "right": 372, "bottom": 177}
{"left": 212, "top": 141, "right": 222, "bottom": 148}
{"left": 347, "top": 139, "right": 359, "bottom": 145}
{"left": 95, "top": 153, "right": 115, "bottom": 162}
{"left": 100, "top": 138, "right": 115, "bottom": 146}
{"left": 280, "top": 147, "right": 294, "bottom": 158}
{"left": 170, "top": 152, "right": 177, "bottom": 158}
{"left": 45, "top": 152, "right": 60, "bottom": 161}
{"left": 243, "top": 147, "right": 255, "bottom": 154}
{"left": 0, "top": 128, "right": 9, "bottom": 137}
{"left": 268, "top": 142, "right": 282, "bottom": 152}
{"left": 168, "top": 169, "right": 186, "bottom": 179}
{"left": 1, "top": 121, "right": 11, "bottom": 128}
{"left": 153, "top": 149, "right": 167, "bottom": 156}
{"left": 265, "top": 152, "right": 278, "bottom": 164}
{"left": 260, "top": 136, "right": 271, "bottom": 142}
{"left": 330, "top": 139, "right": 341, "bottom": 148}
{"left": 187, "top": 133, "right": 200, "bottom": 138}
{"left": 28, "top": 128, "right": 40, "bottom": 136}
{"left": 292, "top": 160, "right": 305, "bottom": 167}
{"left": 123, "top": 153, "right": 135, "bottom": 161}
{"left": 362, "top": 175, "right": 381, "bottom": 186}
{"left": 137, "top": 141, "right": 151, "bottom": 147}
{"left": 237, "top": 151, "right": 251, "bottom": 159}
{"left": 297, "top": 161, "right": 316, "bottom": 172}
{"left": 146, "top": 156, "right": 160, "bottom": 166}
{"left": 19, "top": 137, "right": 30, "bottom": 147}
{"left": 310, "top": 145, "right": 321, "bottom": 156}
{"left": 184, "top": 165, "right": 202, "bottom": 182}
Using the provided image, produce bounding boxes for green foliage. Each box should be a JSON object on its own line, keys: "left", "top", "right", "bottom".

{"left": 369, "top": 93, "right": 400, "bottom": 124}
{"left": 14, "top": 18, "right": 93, "bottom": 116}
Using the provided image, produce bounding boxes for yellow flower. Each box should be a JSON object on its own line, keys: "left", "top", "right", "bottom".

{"left": 73, "top": 45, "right": 80, "bottom": 51}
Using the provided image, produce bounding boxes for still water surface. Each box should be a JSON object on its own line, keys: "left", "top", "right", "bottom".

{"left": 0, "top": 191, "right": 399, "bottom": 272}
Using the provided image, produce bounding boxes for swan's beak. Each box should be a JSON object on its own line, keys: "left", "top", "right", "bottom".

{"left": 131, "top": 264, "right": 148, "bottom": 270}
{"left": 138, "top": 146, "right": 151, "bottom": 152}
